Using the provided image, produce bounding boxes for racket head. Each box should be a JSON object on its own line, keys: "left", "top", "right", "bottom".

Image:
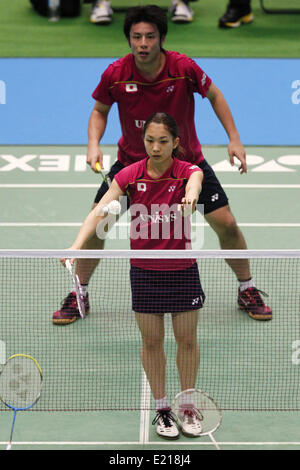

{"left": 65, "top": 260, "right": 86, "bottom": 320}
{"left": 0, "top": 354, "right": 42, "bottom": 411}
{"left": 172, "top": 388, "right": 222, "bottom": 436}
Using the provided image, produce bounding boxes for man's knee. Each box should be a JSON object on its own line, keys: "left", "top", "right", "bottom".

{"left": 206, "top": 206, "right": 239, "bottom": 236}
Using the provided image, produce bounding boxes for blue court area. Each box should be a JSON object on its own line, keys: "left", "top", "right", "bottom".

{"left": 0, "top": 57, "right": 300, "bottom": 146}
{"left": 0, "top": 58, "right": 300, "bottom": 451}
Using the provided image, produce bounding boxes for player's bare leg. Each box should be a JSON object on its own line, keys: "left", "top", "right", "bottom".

{"left": 75, "top": 231, "right": 104, "bottom": 284}
{"left": 53, "top": 204, "right": 110, "bottom": 325}
{"left": 204, "top": 204, "right": 250, "bottom": 280}
{"left": 172, "top": 310, "right": 200, "bottom": 391}
{"left": 205, "top": 205, "right": 272, "bottom": 320}
{"left": 173, "top": 310, "right": 203, "bottom": 437}
{"left": 135, "top": 312, "right": 180, "bottom": 439}
{"left": 135, "top": 312, "right": 166, "bottom": 400}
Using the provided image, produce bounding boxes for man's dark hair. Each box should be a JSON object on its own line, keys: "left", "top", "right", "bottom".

{"left": 124, "top": 5, "right": 168, "bottom": 42}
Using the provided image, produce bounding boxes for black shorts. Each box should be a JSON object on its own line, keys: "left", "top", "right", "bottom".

{"left": 197, "top": 159, "right": 229, "bottom": 214}
{"left": 94, "top": 159, "right": 228, "bottom": 215}
{"left": 94, "top": 160, "right": 128, "bottom": 207}
{"left": 130, "top": 263, "right": 205, "bottom": 315}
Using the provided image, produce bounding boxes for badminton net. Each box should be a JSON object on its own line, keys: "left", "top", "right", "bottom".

{"left": 0, "top": 249, "right": 299, "bottom": 412}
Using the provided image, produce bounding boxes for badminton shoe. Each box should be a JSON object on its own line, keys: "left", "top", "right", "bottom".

{"left": 152, "top": 409, "right": 180, "bottom": 439}
{"left": 52, "top": 292, "right": 90, "bottom": 325}
{"left": 238, "top": 287, "right": 272, "bottom": 320}
{"left": 219, "top": 5, "right": 254, "bottom": 28}
{"left": 90, "top": 0, "right": 113, "bottom": 24}
{"left": 171, "top": 0, "right": 194, "bottom": 23}
{"left": 178, "top": 407, "right": 202, "bottom": 437}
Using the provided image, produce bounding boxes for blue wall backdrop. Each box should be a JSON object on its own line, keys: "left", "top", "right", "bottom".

{"left": 0, "top": 58, "right": 299, "bottom": 145}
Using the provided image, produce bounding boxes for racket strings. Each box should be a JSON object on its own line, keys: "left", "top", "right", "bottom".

{"left": 0, "top": 356, "right": 42, "bottom": 409}
{"left": 173, "top": 389, "right": 222, "bottom": 436}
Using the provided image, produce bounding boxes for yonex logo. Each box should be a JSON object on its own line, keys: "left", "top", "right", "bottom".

{"left": 211, "top": 193, "right": 219, "bottom": 202}
{"left": 168, "top": 185, "right": 176, "bottom": 192}
{"left": 166, "top": 85, "right": 174, "bottom": 93}
{"left": 192, "top": 297, "right": 200, "bottom": 306}
{"left": 0, "top": 80, "right": 6, "bottom": 105}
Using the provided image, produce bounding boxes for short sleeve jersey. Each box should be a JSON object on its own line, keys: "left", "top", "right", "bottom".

{"left": 114, "top": 157, "right": 202, "bottom": 270}
{"left": 92, "top": 51, "right": 212, "bottom": 166}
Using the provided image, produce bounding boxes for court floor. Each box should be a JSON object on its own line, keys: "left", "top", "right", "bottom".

{"left": 0, "top": 144, "right": 300, "bottom": 451}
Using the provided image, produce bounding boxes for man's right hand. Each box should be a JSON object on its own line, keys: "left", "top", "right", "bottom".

{"left": 86, "top": 144, "right": 104, "bottom": 172}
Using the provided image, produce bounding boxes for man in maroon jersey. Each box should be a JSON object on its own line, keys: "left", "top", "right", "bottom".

{"left": 53, "top": 5, "right": 271, "bottom": 325}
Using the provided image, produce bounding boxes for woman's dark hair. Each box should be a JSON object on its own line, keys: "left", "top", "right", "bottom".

{"left": 143, "top": 112, "right": 184, "bottom": 158}
{"left": 124, "top": 5, "right": 168, "bottom": 45}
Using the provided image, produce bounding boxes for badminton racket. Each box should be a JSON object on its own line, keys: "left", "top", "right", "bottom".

{"left": 65, "top": 259, "right": 85, "bottom": 319}
{"left": 0, "top": 354, "right": 43, "bottom": 450}
{"left": 172, "top": 388, "right": 222, "bottom": 450}
{"left": 95, "top": 162, "right": 111, "bottom": 187}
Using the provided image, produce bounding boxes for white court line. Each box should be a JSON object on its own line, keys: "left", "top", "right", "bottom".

{"left": 0, "top": 184, "right": 100, "bottom": 188}
{"left": 0, "top": 441, "right": 300, "bottom": 447}
{"left": 139, "top": 371, "right": 151, "bottom": 444}
{"left": 0, "top": 223, "right": 83, "bottom": 227}
{"left": 1, "top": 223, "right": 300, "bottom": 228}
{"left": 223, "top": 184, "right": 300, "bottom": 189}
{"left": 1, "top": 184, "right": 300, "bottom": 189}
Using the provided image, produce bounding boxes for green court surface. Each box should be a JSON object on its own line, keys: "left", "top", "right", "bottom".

{"left": 0, "top": 145, "right": 299, "bottom": 249}
{"left": 0, "top": 146, "right": 299, "bottom": 451}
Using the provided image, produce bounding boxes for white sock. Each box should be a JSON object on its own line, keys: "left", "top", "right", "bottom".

{"left": 155, "top": 396, "right": 170, "bottom": 411}
{"left": 239, "top": 278, "right": 254, "bottom": 292}
{"left": 179, "top": 391, "right": 195, "bottom": 408}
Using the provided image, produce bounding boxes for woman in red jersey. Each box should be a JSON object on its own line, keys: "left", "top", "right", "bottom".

{"left": 64, "top": 113, "right": 204, "bottom": 439}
